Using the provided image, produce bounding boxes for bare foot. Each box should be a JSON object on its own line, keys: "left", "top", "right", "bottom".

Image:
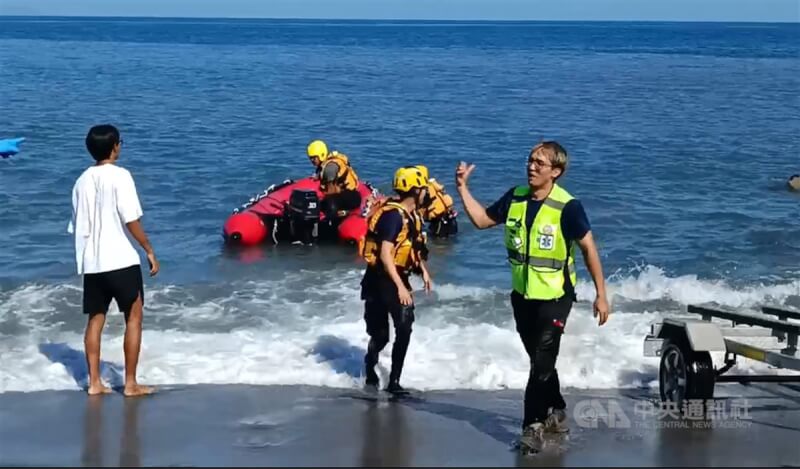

{"left": 87, "top": 384, "right": 112, "bottom": 395}
{"left": 123, "top": 384, "right": 155, "bottom": 397}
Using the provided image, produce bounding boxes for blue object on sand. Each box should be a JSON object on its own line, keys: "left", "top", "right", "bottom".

{"left": 0, "top": 137, "right": 25, "bottom": 158}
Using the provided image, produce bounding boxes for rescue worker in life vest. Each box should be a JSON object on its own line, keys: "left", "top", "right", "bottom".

{"left": 454, "top": 141, "right": 609, "bottom": 453}
{"left": 307, "top": 139, "right": 328, "bottom": 179}
{"left": 413, "top": 165, "right": 458, "bottom": 238}
{"left": 360, "top": 166, "right": 432, "bottom": 394}
{"left": 306, "top": 139, "right": 362, "bottom": 219}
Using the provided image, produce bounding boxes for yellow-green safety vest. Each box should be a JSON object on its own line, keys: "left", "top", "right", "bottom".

{"left": 504, "top": 183, "right": 577, "bottom": 300}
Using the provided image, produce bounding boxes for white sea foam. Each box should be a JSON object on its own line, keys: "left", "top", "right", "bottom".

{"left": 1, "top": 265, "right": 797, "bottom": 393}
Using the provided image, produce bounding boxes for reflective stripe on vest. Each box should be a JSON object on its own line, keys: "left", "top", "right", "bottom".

{"left": 505, "top": 250, "right": 573, "bottom": 269}
{"left": 504, "top": 183, "right": 577, "bottom": 300}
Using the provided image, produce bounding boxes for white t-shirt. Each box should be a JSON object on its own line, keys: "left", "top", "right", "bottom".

{"left": 67, "top": 164, "right": 143, "bottom": 275}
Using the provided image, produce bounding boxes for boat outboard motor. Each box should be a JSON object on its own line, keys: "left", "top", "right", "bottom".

{"left": 287, "top": 189, "right": 320, "bottom": 244}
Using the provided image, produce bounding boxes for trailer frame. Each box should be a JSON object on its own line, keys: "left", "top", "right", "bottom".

{"left": 643, "top": 304, "right": 800, "bottom": 408}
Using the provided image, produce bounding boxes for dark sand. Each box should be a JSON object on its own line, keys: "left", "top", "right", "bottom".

{"left": 1, "top": 382, "right": 798, "bottom": 467}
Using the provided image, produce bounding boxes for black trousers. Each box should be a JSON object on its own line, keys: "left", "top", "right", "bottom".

{"left": 511, "top": 291, "right": 573, "bottom": 428}
{"left": 321, "top": 189, "right": 362, "bottom": 217}
{"left": 361, "top": 268, "right": 414, "bottom": 384}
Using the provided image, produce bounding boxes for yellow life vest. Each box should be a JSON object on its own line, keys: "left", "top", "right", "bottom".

{"left": 320, "top": 151, "right": 359, "bottom": 192}
{"left": 505, "top": 184, "right": 577, "bottom": 300}
{"left": 361, "top": 199, "right": 426, "bottom": 273}
{"left": 419, "top": 178, "right": 455, "bottom": 221}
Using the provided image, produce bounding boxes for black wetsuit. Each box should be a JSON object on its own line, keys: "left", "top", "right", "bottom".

{"left": 320, "top": 189, "right": 362, "bottom": 218}
{"left": 360, "top": 209, "right": 414, "bottom": 389}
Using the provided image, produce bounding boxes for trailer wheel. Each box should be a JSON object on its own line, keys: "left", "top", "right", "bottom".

{"left": 659, "top": 341, "right": 715, "bottom": 409}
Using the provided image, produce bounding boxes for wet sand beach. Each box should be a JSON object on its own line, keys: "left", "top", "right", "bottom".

{"left": 1, "top": 382, "right": 798, "bottom": 467}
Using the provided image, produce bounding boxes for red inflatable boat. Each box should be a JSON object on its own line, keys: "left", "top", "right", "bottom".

{"left": 223, "top": 177, "right": 380, "bottom": 246}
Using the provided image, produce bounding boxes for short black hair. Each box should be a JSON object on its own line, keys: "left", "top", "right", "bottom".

{"left": 85, "top": 124, "right": 120, "bottom": 162}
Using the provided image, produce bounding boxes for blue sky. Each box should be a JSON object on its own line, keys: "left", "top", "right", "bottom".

{"left": 2, "top": 0, "right": 798, "bottom": 22}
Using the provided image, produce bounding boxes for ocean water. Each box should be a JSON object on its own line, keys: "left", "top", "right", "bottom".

{"left": 1, "top": 17, "right": 798, "bottom": 393}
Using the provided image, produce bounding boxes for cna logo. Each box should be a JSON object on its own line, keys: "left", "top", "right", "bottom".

{"left": 572, "top": 398, "right": 753, "bottom": 429}
{"left": 573, "top": 399, "right": 631, "bottom": 429}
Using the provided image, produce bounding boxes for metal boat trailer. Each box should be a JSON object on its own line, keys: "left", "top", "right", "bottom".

{"left": 644, "top": 304, "right": 800, "bottom": 407}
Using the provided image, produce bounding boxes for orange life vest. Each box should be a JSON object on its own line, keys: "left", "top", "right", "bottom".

{"left": 360, "top": 199, "right": 427, "bottom": 273}
{"left": 418, "top": 178, "right": 455, "bottom": 221}
{"left": 320, "top": 151, "right": 359, "bottom": 192}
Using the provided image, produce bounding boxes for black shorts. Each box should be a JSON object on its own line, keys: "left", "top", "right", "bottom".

{"left": 83, "top": 264, "right": 144, "bottom": 318}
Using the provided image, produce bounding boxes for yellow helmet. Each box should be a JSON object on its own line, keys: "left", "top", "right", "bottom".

{"left": 307, "top": 140, "right": 328, "bottom": 161}
{"left": 414, "top": 165, "right": 429, "bottom": 181}
{"left": 393, "top": 166, "right": 429, "bottom": 193}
